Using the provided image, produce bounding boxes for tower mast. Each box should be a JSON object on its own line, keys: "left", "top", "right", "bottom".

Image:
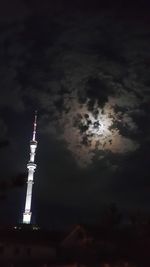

{"left": 23, "top": 112, "right": 38, "bottom": 224}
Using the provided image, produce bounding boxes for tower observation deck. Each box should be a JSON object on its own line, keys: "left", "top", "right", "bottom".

{"left": 23, "top": 112, "right": 38, "bottom": 224}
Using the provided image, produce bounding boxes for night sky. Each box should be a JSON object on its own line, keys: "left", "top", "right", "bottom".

{"left": 0, "top": 0, "right": 150, "bottom": 228}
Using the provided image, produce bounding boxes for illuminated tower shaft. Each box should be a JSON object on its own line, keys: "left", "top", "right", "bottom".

{"left": 23, "top": 113, "right": 37, "bottom": 224}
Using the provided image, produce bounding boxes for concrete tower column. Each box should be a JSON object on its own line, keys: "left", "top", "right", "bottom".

{"left": 23, "top": 112, "right": 37, "bottom": 224}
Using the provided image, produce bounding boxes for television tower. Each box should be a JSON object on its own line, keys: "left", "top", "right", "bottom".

{"left": 23, "top": 112, "right": 38, "bottom": 224}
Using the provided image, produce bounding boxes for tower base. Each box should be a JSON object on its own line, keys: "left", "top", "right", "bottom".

{"left": 23, "top": 212, "right": 32, "bottom": 224}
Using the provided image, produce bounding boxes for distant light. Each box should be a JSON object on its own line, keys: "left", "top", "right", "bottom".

{"left": 32, "top": 226, "right": 40, "bottom": 231}
{"left": 13, "top": 226, "right": 21, "bottom": 230}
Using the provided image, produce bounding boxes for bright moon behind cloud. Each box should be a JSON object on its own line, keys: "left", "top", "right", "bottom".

{"left": 51, "top": 91, "right": 140, "bottom": 167}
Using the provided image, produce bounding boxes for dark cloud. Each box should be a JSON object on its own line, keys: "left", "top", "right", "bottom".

{"left": 86, "top": 77, "right": 112, "bottom": 107}
{"left": 0, "top": 4, "right": 150, "bottom": 225}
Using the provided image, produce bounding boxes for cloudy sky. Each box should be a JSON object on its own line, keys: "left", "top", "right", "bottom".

{"left": 0, "top": 0, "right": 150, "bottom": 228}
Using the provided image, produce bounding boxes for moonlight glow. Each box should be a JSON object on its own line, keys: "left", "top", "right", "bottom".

{"left": 49, "top": 92, "right": 140, "bottom": 167}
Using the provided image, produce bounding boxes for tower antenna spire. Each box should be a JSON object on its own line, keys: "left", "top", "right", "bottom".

{"left": 32, "top": 110, "right": 37, "bottom": 141}
{"left": 23, "top": 112, "right": 38, "bottom": 224}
